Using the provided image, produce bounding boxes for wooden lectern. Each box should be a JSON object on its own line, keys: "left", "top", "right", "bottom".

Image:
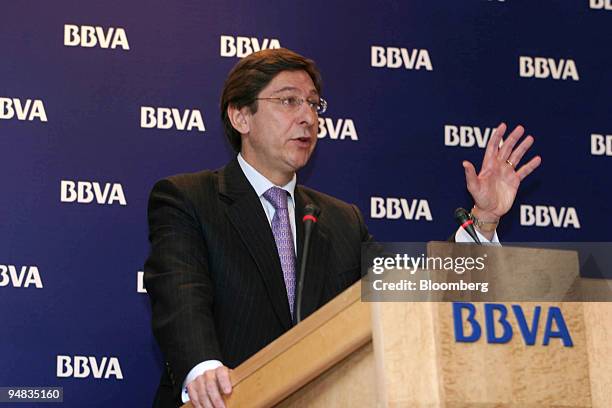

{"left": 182, "top": 243, "right": 612, "bottom": 407}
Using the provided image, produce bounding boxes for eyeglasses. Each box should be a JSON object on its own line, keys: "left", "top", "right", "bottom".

{"left": 255, "top": 96, "right": 327, "bottom": 115}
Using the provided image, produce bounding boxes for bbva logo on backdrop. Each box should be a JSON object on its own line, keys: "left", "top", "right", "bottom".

{"left": 444, "top": 125, "right": 499, "bottom": 149}
{"left": 60, "top": 180, "right": 127, "bottom": 206}
{"left": 64, "top": 24, "right": 129, "bottom": 50}
{"left": 0, "top": 97, "right": 47, "bottom": 122}
{"left": 370, "top": 197, "right": 433, "bottom": 221}
{"left": 591, "top": 133, "right": 612, "bottom": 156}
{"left": 57, "top": 355, "right": 123, "bottom": 379}
{"left": 589, "top": 0, "right": 612, "bottom": 9}
{"left": 220, "top": 35, "right": 281, "bottom": 58}
{"left": 520, "top": 205, "right": 581, "bottom": 229}
{"left": 0, "top": 265, "right": 43, "bottom": 288}
{"left": 371, "top": 46, "right": 433, "bottom": 71}
{"left": 519, "top": 56, "right": 579, "bottom": 81}
{"left": 318, "top": 117, "right": 358, "bottom": 141}
{"left": 140, "top": 106, "right": 205, "bottom": 132}
{"left": 137, "top": 271, "right": 146, "bottom": 293}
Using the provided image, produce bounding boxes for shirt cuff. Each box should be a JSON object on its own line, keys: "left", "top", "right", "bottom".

{"left": 454, "top": 226, "right": 500, "bottom": 244}
{"left": 181, "top": 360, "right": 223, "bottom": 403}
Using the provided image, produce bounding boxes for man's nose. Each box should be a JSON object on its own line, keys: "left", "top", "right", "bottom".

{"left": 296, "top": 102, "right": 317, "bottom": 127}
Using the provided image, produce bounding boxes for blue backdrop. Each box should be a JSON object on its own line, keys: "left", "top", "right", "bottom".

{"left": 2, "top": 1, "right": 611, "bottom": 406}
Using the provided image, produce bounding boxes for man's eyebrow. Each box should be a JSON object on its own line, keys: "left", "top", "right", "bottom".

{"left": 270, "top": 86, "right": 319, "bottom": 96}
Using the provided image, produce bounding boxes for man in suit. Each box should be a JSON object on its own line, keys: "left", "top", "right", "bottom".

{"left": 144, "top": 48, "right": 541, "bottom": 408}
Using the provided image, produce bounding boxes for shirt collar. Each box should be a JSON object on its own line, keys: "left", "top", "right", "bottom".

{"left": 237, "top": 153, "right": 296, "bottom": 202}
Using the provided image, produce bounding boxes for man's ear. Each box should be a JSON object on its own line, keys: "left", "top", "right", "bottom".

{"left": 227, "top": 105, "right": 251, "bottom": 135}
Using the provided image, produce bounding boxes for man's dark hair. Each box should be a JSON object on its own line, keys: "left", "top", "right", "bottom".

{"left": 220, "top": 48, "right": 323, "bottom": 152}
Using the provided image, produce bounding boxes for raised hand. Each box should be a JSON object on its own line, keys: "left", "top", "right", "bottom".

{"left": 462, "top": 123, "right": 542, "bottom": 237}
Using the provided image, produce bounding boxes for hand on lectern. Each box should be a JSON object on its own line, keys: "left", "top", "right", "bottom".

{"left": 186, "top": 365, "right": 232, "bottom": 408}
{"left": 462, "top": 122, "right": 542, "bottom": 240}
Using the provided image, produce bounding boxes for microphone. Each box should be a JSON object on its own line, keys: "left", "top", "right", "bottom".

{"left": 454, "top": 207, "right": 481, "bottom": 245}
{"left": 296, "top": 204, "right": 321, "bottom": 324}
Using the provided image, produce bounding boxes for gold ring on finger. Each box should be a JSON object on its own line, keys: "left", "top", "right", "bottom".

{"left": 506, "top": 159, "right": 515, "bottom": 169}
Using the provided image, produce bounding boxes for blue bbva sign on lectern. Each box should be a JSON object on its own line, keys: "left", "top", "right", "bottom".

{"left": 453, "top": 303, "right": 573, "bottom": 347}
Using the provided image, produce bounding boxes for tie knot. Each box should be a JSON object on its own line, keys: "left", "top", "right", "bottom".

{"left": 263, "top": 187, "right": 289, "bottom": 210}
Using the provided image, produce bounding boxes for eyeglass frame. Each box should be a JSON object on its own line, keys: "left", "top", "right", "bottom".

{"left": 254, "top": 96, "right": 327, "bottom": 115}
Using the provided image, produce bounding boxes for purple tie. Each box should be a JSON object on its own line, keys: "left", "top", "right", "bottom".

{"left": 263, "top": 187, "right": 296, "bottom": 317}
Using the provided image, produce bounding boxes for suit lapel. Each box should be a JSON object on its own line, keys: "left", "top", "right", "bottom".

{"left": 295, "top": 187, "right": 330, "bottom": 321}
{"left": 219, "top": 159, "right": 293, "bottom": 330}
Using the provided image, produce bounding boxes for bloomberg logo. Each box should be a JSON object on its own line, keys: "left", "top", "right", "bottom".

{"left": 370, "top": 197, "right": 433, "bottom": 221}
{"left": 453, "top": 303, "right": 573, "bottom": 346}
{"left": 64, "top": 24, "right": 130, "bottom": 50}
{"left": 220, "top": 35, "right": 281, "bottom": 58}
{"left": 520, "top": 205, "right": 580, "bottom": 229}
{"left": 0, "top": 97, "right": 47, "bottom": 122}
{"left": 318, "top": 117, "right": 358, "bottom": 141}
{"left": 60, "top": 180, "right": 127, "bottom": 206}
{"left": 371, "top": 46, "right": 433, "bottom": 71}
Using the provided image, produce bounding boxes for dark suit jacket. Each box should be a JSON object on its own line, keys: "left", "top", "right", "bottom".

{"left": 144, "top": 158, "right": 373, "bottom": 407}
